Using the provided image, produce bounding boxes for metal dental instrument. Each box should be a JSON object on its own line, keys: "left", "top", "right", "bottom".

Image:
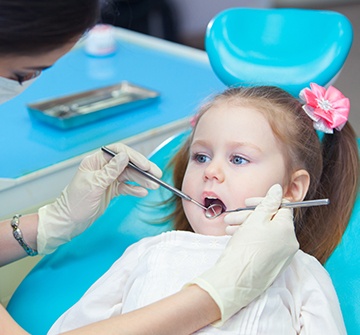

{"left": 101, "top": 146, "right": 207, "bottom": 211}
{"left": 204, "top": 198, "right": 330, "bottom": 219}
{"left": 101, "top": 146, "right": 329, "bottom": 220}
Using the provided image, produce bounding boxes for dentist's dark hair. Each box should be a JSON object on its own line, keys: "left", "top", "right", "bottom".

{"left": 0, "top": 0, "right": 103, "bottom": 55}
{"left": 167, "top": 85, "right": 359, "bottom": 264}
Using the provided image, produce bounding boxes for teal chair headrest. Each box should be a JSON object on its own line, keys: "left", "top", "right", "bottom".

{"left": 206, "top": 8, "right": 353, "bottom": 96}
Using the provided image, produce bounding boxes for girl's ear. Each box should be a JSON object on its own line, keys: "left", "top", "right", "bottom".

{"left": 284, "top": 169, "right": 310, "bottom": 202}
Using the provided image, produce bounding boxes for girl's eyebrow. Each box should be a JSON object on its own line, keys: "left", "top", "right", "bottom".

{"left": 230, "top": 141, "right": 262, "bottom": 153}
{"left": 191, "top": 139, "right": 262, "bottom": 153}
{"left": 191, "top": 139, "right": 208, "bottom": 147}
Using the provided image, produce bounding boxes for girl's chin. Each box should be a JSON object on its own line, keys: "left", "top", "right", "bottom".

{"left": 197, "top": 231, "right": 228, "bottom": 237}
{"left": 193, "top": 225, "right": 228, "bottom": 236}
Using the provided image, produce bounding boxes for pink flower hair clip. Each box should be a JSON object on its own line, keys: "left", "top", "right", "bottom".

{"left": 299, "top": 83, "right": 350, "bottom": 134}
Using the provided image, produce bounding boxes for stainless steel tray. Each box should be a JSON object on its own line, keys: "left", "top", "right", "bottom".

{"left": 27, "top": 81, "right": 160, "bottom": 129}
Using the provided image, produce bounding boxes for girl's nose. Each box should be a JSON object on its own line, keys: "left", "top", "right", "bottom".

{"left": 203, "top": 161, "right": 225, "bottom": 183}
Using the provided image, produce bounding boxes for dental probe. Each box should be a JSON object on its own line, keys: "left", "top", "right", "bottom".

{"left": 205, "top": 198, "right": 330, "bottom": 219}
{"left": 223, "top": 198, "right": 329, "bottom": 213}
{"left": 101, "top": 146, "right": 207, "bottom": 210}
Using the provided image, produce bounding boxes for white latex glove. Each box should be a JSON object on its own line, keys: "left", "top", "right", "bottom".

{"left": 37, "top": 143, "right": 162, "bottom": 255}
{"left": 189, "top": 184, "right": 299, "bottom": 325}
{"left": 225, "top": 197, "right": 264, "bottom": 235}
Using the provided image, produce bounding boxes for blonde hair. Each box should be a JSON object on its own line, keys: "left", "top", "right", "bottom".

{"left": 167, "top": 86, "right": 359, "bottom": 264}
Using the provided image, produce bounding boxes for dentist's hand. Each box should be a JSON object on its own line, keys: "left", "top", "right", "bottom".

{"left": 188, "top": 184, "right": 299, "bottom": 325}
{"left": 37, "top": 143, "right": 162, "bottom": 255}
{"left": 225, "top": 196, "right": 266, "bottom": 235}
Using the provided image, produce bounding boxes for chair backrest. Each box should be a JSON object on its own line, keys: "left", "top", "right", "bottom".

{"left": 205, "top": 8, "right": 353, "bottom": 96}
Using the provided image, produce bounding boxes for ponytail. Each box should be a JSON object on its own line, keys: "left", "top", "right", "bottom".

{"left": 296, "top": 123, "right": 359, "bottom": 264}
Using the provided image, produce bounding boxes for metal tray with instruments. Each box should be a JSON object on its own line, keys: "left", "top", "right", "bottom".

{"left": 27, "top": 81, "right": 160, "bottom": 129}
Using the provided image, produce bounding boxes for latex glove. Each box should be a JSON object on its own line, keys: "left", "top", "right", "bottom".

{"left": 37, "top": 143, "right": 162, "bottom": 255}
{"left": 226, "top": 196, "right": 291, "bottom": 235}
{"left": 225, "top": 196, "right": 264, "bottom": 235}
{"left": 189, "top": 184, "right": 299, "bottom": 325}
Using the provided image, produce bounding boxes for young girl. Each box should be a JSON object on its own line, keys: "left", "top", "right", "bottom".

{"left": 172, "top": 83, "right": 358, "bottom": 264}
{"left": 48, "top": 84, "right": 358, "bottom": 334}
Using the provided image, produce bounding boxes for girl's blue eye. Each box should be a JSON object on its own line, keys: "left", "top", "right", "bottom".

{"left": 193, "top": 153, "right": 210, "bottom": 163}
{"left": 231, "top": 155, "right": 249, "bottom": 165}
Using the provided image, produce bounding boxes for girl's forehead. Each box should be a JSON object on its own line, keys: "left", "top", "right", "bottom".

{"left": 197, "top": 103, "right": 268, "bottom": 127}
{"left": 192, "top": 104, "right": 277, "bottom": 147}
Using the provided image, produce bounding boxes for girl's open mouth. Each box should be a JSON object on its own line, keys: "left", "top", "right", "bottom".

{"left": 204, "top": 197, "right": 227, "bottom": 218}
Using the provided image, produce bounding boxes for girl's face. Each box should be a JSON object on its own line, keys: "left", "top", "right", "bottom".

{"left": 182, "top": 101, "right": 289, "bottom": 235}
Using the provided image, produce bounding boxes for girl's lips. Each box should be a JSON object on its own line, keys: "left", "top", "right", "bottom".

{"left": 202, "top": 191, "right": 220, "bottom": 200}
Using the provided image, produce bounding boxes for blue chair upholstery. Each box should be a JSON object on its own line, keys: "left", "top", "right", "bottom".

{"left": 205, "top": 8, "right": 353, "bottom": 96}
{"left": 7, "top": 132, "right": 188, "bottom": 335}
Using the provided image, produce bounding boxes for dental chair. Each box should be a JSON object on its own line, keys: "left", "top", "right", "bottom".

{"left": 7, "top": 7, "right": 359, "bottom": 335}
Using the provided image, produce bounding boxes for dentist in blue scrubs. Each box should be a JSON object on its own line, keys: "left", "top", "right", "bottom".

{"left": 0, "top": 1, "right": 299, "bottom": 334}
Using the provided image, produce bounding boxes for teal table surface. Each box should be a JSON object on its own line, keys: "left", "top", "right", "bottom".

{"left": 0, "top": 30, "right": 225, "bottom": 179}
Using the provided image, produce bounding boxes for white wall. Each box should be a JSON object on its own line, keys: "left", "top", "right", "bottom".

{"left": 168, "top": 0, "right": 273, "bottom": 38}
